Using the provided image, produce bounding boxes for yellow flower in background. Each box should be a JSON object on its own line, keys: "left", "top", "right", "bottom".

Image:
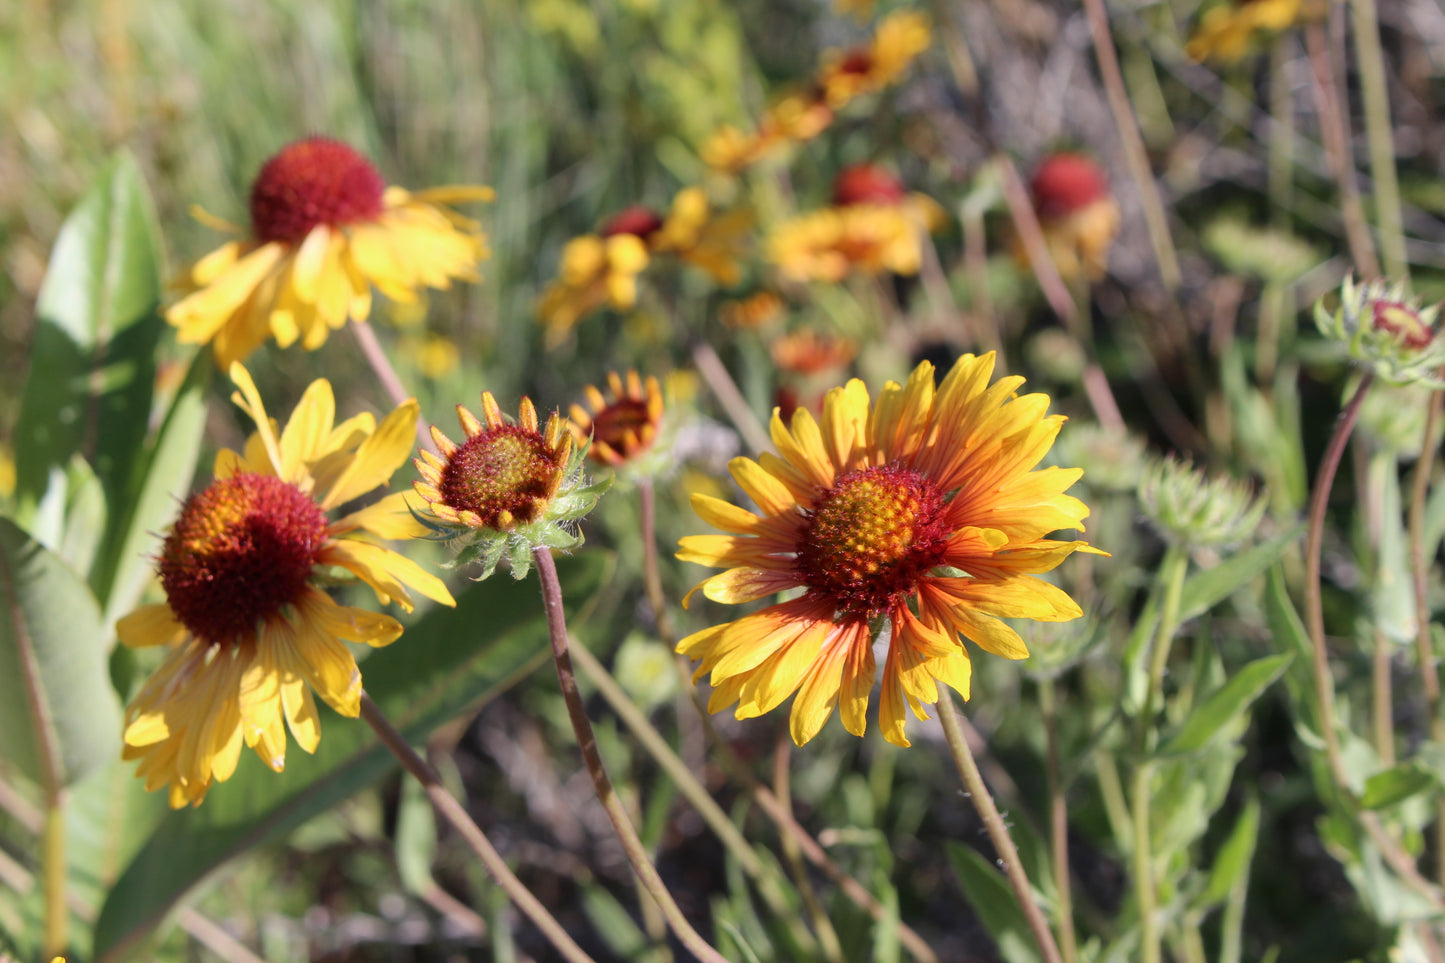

{"left": 817, "top": 10, "right": 932, "bottom": 109}
{"left": 702, "top": 90, "right": 833, "bottom": 175}
{"left": 118, "top": 364, "right": 455, "bottom": 807}
{"left": 568, "top": 370, "right": 665, "bottom": 468}
{"left": 677, "top": 353, "right": 1096, "bottom": 747}
{"left": 720, "top": 290, "right": 786, "bottom": 330}
{"left": 0, "top": 441, "right": 14, "bottom": 499}
{"left": 168, "top": 137, "right": 493, "bottom": 368}
{"left": 769, "top": 166, "right": 945, "bottom": 283}
{"left": 536, "top": 233, "right": 650, "bottom": 346}
{"left": 652, "top": 188, "right": 750, "bottom": 287}
{"left": 1186, "top": 0, "right": 1303, "bottom": 62}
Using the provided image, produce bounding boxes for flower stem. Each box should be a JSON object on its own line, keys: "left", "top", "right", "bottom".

{"left": 1304, "top": 374, "right": 1373, "bottom": 788}
{"left": 1131, "top": 543, "right": 1189, "bottom": 963}
{"left": 350, "top": 320, "right": 435, "bottom": 453}
{"left": 533, "top": 546, "right": 731, "bottom": 963}
{"left": 1039, "top": 678, "right": 1078, "bottom": 963}
{"left": 936, "top": 693, "right": 1063, "bottom": 963}
{"left": 1409, "top": 388, "right": 1445, "bottom": 885}
{"left": 1303, "top": 376, "right": 1443, "bottom": 902}
{"left": 42, "top": 791, "right": 66, "bottom": 958}
{"left": 357, "top": 693, "right": 597, "bottom": 963}
{"left": 1079, "top": 0, "right": 1180, "bottom": 289}
{"left": 692, "top": 340, "right": 771, "bottom": 455}
{"left": 1349, "top": 0, "right": 1407, "bottom": 278}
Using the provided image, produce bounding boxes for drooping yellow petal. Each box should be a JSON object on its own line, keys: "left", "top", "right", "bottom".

{"left": 116, "top": 604, "right": 187, "bottom": 648}
{"left": 319, "top": 400, "right": 420, "bottom": 510}
{"left": 321, "top": 538, "right": 456, "bottom": 610}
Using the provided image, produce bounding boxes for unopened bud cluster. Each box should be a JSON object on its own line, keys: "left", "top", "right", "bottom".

{"left": 1314, "top": 276, "right": 1445, "bottom": 387}
{"left": 1137, "top": 456, "right": 1265, "bottom": 549}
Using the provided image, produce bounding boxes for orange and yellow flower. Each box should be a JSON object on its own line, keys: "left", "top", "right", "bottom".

{"left": 569, "top": 371, "right": 665, "bottom": 469}
{"left": 769, "top": 167, "right": 946, "bottom": 283}
{"left": 1186, "top": 0, "right": 1304, "bottom": 63}
{"left": 536, "top": 233, "right": 650, "bottom": 346}
{"left": 817, "top": 10, "right": 932, "bottom": 109}
{"left": 770, "top": 328, "right": 858, "bottom": 375}
{"left": 1020, "top": 152, "right": 1121, "bottom": 282}
{"left": 119, "top": 364, "right": 454, "bottom": 807}
{"left": 652, "top": 188, "right": 750, "bottom": 287}
{"left": 168, "top": 137, "right": 493, "bottom": 368}
{"left": 677, "top": 353, "right": 1095, "bottom": 747}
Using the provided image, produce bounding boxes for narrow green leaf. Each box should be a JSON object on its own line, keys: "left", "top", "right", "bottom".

{"left": 1196, "top": 796, "right": 1260, "bottom": 911}
{"left": 15, "top": 153, "right": 163, "bottom": 520}
{"left": 1361, "top": 762, "right": 1438, "bottom": 810}
{"left": 92, "top": 553, "right": 606, "bottom": 961}
{"left": 946, "top": 842, "right": 1043, "bottom": 963}
{"left": 0, "top": 517, "right": 123, "bottom": 790}
{"left": 393, "top": 776, "right": 438, "bottom": 895}
{"left": 1178, "top": 525, "right": 1304, "bottom": 622}
{"left": 95, "top": 357, "right": 211, "bottom": 623}
{"left": 1159, "top": 654, "right": 1291, "bottom": 756}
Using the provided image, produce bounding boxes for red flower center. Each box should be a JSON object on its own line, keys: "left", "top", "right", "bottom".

{"left": 160, "top": 473, "right": 329, "bottom": 646}
{"left": 590, "top": 399, "right": 657, "bottom": 459}
{"left": 795, "top": 463, "right": 949, "bottom": 619}
{"left": 440, "top": 426, "right": 563, "bottom": 528}
{"left": 1372, "top": 301, "right": 1435, "bottom": 350}
{"left": 601, "top": 206, "right": 665, "bottom": 239}
{"left": 832, "top": 165, "right": 906, "bottom": 207}
{"left": 250, "top": 137, "right": 387, "bottom": 244}
{"left": 1030, "top": 153, "right": 1110, "bottom": 222}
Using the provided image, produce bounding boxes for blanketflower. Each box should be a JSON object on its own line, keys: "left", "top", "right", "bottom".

{"left": 1186, "top": 0, "right": 1303, "bottom": 63}
{"left": 118, "top": 364, "right": 455, "bottom": 807}
{"left": 412, "top": 392, "right": 607, "bottom": 579}
{"left": 816, "top": 10, "right": 932, "bottom": 109}
{"left": 168, "top": 137, "right": 493, "bottom": 368}
{"left": 651, "top": 188, "right": 750, "bottom": 286}
{"left": 701, "top": 91, "right": 833, "bottom": 175}
{"left": 677, "top": 353, "right": 1096, "bottom": 747}
{"left": 536, "top": 233, "right": 650, "bottom": 346}
{"left": 568, "top": 370, "right": 665, "bottom": 469}
{"left": 770, "top": 328, "right": 858, "bottom": 375}
{"left": 769, "top": 168, "right": 945, "bottom": 283}
{"left": 1019, "top": 152, "right": 1120, "bottom": 282}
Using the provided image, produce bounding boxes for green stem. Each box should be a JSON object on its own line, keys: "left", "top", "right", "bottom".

{"left": 42, "top": 791, "right": 66, "bottom": 958}
{"left": 1040, "top": 678, "right": 1078, "bottom": 963}
{"left": 773, "top": 735, "right": 846, "bottom": 963}
{"left": 937, "top": 694, "right": 1063, "bottom": 963}
{"left": 358, "top": 693, "right": 596, "bottom": 963}
{"left": 1410, "top": 388, "right": 1445, "bottom": 885}
{"left": 1133, "top": 543, "right": 1189, "bottom": 963}
{"left": 1350, "top": 0, "right": 1408, "bottom": 278}
{"left": 533, "top": 547, "right": 731, "bottom": 963}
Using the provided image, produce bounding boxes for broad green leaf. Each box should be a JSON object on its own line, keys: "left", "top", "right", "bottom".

{"left": 1195, "top": 796, "right": 1260, "bottom": 911}
{"left": 1159, "top": 654, "right": 1291, "bottom": 756}
{"left": 94, "top": 356, "right": 211, "bottom": 623}
{"left": 92, "top": 553, "right": 606, "bottom": 961}
{"left": 0, "top": 517, "right": 123, "bottom": 790}
{"left": 1178, "top": 525, "right": 1303, "bottom": 623}
{"left": 15, "top": 153, "right": 163, "bottom": 522}
{"left": 1361, "top": 762, "right": 1438, "bottom": 810}
{"left": 946, "top": 842, "right": 1043, "bottom": 963}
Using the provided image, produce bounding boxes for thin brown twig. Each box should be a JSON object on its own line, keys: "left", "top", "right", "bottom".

{"left": 533, "top": 547, "right": 731, "bottom": 963}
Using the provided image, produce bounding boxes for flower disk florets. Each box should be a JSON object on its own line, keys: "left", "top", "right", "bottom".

{"left": 160, "top": 473, "right": 329, "bottom": 646}
{"left": 796, "top": 464, "right": 948, "bottom": 619}
{"left": 414, "top": 392, "right": 609, "bottom": 580}
{"left": 1314, "top": 275, "right": 1445, "bottom": 387}
{"left": 249, "top": 137, "right": 386, "bottom": 244}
